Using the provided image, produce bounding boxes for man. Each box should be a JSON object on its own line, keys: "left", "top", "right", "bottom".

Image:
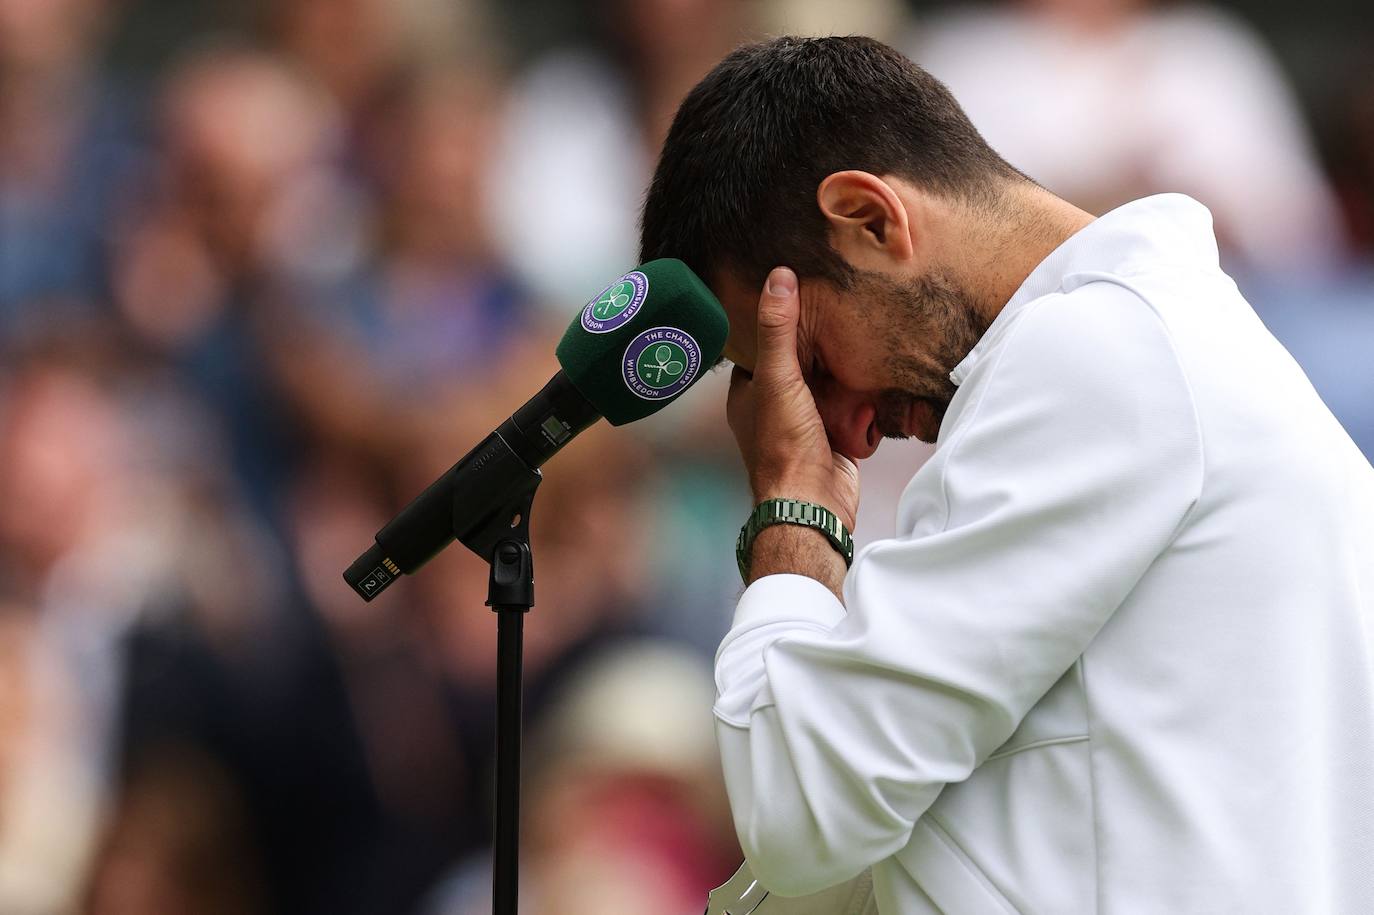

{"left": 639, "top": 36, "right": 1374, "bottom": 913}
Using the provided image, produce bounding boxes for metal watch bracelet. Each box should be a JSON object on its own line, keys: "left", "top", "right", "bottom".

{"left": 736, "top": 498, "right": 855, "bottom": 582}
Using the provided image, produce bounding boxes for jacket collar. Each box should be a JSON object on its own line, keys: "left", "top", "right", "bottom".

{"left": 950, "top": 193, "right": 1217, "bottom": 387}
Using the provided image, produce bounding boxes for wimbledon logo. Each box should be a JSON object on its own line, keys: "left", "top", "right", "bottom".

{"left": 622, "top": 326, "right": 702, "bottom": 401}
{"left": 580, "top": 270, "right": 648, "bottom": 333}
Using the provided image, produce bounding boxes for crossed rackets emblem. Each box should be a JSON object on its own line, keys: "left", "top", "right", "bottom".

{"left": 593, "top": 282, "right": 634, "bottom": 319}
{"left": 639, "top": 344, "right": 685, "bottom": 385}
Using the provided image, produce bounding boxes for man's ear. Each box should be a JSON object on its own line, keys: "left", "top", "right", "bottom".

{"left": 816, "top": 171, "right": 914, "bottom": 268}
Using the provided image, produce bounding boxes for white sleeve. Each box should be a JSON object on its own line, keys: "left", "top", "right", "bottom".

{"left": 712, "top": 284, "right": 1204, "bottom": 897}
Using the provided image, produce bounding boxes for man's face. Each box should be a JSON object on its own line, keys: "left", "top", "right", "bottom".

{"left": 714, "top": 266, "right": 988, "bottom": 458}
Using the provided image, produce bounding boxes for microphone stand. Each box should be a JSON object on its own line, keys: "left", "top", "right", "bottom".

{"left": 431, "top": 435, "right": 544, "bottom": 915}
{"left": 414, "top": 424, "right": 546, "bottom": 914}
{"left": 345, "top": 404, "right": 589, "bottom": 914}
{"left": 478, "top": 479, "right": 539, "bottom": 915}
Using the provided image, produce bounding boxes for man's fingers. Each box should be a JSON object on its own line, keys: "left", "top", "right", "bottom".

{"left": 755, "top": 267, "right": 802, "bottom": 381}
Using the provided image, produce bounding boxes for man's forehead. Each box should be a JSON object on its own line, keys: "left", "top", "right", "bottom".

{"left": 710, "top": 268, "right": 839, "bottom": 373}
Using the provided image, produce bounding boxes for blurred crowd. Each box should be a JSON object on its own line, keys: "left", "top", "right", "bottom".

{"left": 0, "top": 0, "right": 1370, "bottom": 913}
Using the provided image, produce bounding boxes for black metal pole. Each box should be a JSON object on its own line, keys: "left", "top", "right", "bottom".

{"left": 488, "top": 536, "right": 534, "bottom": 915}
{"left": 492, "top": 607, "right": 525, "bottom": 914}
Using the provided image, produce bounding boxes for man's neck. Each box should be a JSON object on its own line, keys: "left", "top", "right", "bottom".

{"left": 952, "top": 184, "right": 1096, "bottom": 327}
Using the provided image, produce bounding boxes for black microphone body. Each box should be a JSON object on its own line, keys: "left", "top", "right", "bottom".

{"left": 343, "top": 372, "right": 599, "bottom": 601}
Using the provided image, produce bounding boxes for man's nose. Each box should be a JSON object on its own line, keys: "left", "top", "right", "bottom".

{"left": 817, "top": 390, "right": 879, "bottom": 461}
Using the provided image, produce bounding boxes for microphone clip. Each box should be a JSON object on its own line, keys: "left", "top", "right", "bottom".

{"left": 482, "top": 478, "right": 538, "bottom": 611}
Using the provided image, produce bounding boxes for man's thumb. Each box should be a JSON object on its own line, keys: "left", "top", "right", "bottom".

{"left": 756, "top": 267, "right": 801, "bottom": 378}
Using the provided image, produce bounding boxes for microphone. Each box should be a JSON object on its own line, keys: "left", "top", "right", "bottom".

{"left": 343, "top": 258, "right": 729, "bottom": 601}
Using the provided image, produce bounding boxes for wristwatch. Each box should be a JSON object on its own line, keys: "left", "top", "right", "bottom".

{"left": 736, "top": 498, "right": 854, "bottom": 582}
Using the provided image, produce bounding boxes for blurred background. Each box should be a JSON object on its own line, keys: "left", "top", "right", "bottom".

{"left": 0, "top": 0, "right": 1370, "bottom": 912}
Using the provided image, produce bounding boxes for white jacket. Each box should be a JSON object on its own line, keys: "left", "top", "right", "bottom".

{"left": 713, "top": 194, "right": 1374, "bottom": 914}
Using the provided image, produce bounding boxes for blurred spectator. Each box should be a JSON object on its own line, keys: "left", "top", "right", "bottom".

{"left": 486, "top": 0, "right": 749, "bottom": 310}
{"left": 265, "top": 63, "right": 535, "bottom": 464}
{"left": 112, "top": 44, "right": 358, "bottom": 341}
{"left": 908, "top": 0, "right": 1348, "bottom": 271}
{"left": 111, "top": 44, "right": 360, "bottom": 523}
{"left": 264, "top": 0, "right": 498, "bottom": 186}
{"left": 369, "top": 66, "right": 524, "bottom": 384}
{"left": 0, "top": 336, "right": 283, "bottom": 914}
{"left": 0, "top": 0, "right": 146, "bottom": 336}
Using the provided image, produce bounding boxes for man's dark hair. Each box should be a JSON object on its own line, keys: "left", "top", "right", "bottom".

{"left": 640, "top": 36, "right": 1026, "bottom": 290}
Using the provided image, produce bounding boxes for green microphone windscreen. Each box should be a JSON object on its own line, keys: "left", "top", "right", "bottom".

{"left": 555, "top": 259, "right": 729, "bottom": 425}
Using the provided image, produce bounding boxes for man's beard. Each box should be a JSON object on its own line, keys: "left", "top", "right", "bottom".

{"left": 854, "top": 269, "right": 990, "bottom": 443}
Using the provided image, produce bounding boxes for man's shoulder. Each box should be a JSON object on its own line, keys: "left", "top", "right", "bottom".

{"left": 968, "top": 279, "right": 1185, "bottom": 400}
{"left": 910, "top": 274, "right": 1206, "bottom": 543}
{"left": 935, "top": 277, "right": 1202, "bottom": 474}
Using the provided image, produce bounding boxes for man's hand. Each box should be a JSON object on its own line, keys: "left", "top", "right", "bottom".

{"left": 727, "top": 267, "right": 860, "bottom": 595}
